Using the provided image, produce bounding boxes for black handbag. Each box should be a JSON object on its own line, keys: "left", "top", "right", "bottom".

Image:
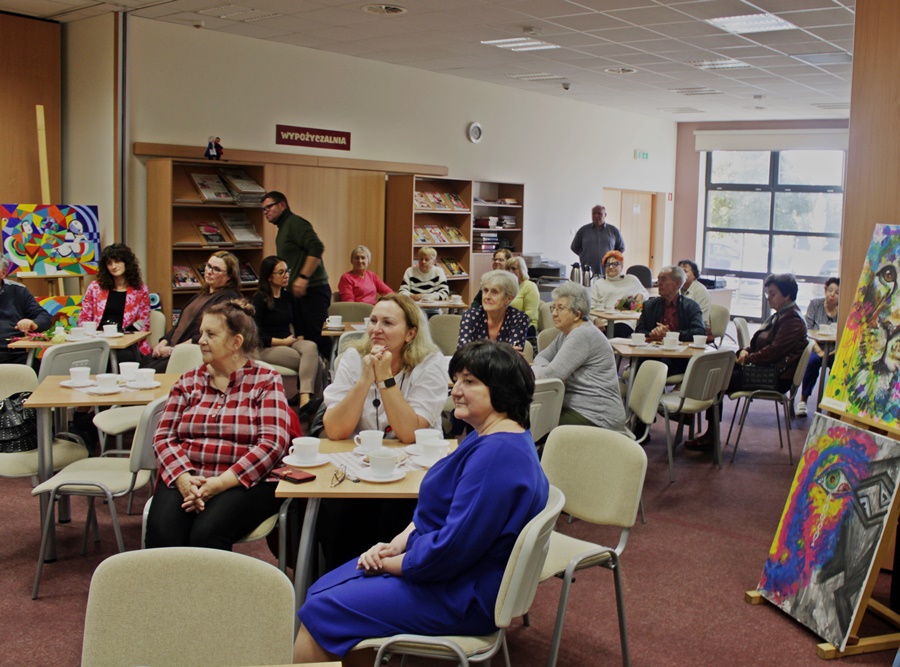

{"left": 0, "top": 391, "right": 37, "bottom": 453}
{"left": 740, "top": 365, "right": 780, "bottom": 391}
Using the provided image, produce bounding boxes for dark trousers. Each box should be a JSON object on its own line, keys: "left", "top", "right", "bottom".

{"left": 295, "top": 282, "right": 333, "bottom": 359}
{"left": 145, "top": 481, "right": 281, "bottom": 550}
{"left": 801, "top": 350, "right": 833, "bottom": 400}
{"left": 0, "top": 349, "right": 29, "bottom": 365}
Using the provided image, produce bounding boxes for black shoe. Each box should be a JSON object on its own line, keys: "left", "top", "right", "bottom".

{"left": 631, "top": 421, "right": 650, "bottom": 445}
{"left": 684, "top": 434, "right": 714, "bottom": 451}
{"left": 298, "top": 397, "right": 323, "bottom": 417}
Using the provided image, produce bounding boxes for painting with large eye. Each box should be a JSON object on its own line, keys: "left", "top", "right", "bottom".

{"left": 0, "top": 204, "right": 100, "bottom": 276}
{"left": 822, "top": 224, "right": 900, "bottom": 428}
{"left": 758, "top": 414, "right": 900, "bottom": 650}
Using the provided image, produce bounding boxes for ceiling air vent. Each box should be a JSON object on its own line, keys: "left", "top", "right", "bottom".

{"left": 604, "top": 67, "right": 637, "bottom": 75}
{"left": 669, "top": 87, "right": 723, "bottom": 96}
{"left": 362, "top": 4, "right": 408, "bottom": 15}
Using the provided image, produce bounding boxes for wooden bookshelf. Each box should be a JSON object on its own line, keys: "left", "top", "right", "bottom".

{"left": 470, "top": 181, "right": 525, "bottom": 282}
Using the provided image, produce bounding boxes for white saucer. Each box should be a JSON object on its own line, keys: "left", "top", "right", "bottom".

{"left": 87, "top": 386, "right": 122, "bottom": 395}
{"left": 99, "top": 331, "right": 124, "bottom": 338}
{"left": 283, "top": 454, "right": 330, "bottom": 468}
{"left": 353, "top": 446, "right": 383, "bottom": 456}
{"left": 411, "top": 455, "right": 441, "bottom": 469}
{"left": 689, "top": 343, "right": 707, "bottom": 349}
{"left": 125, "top": 380, "right": 161, "bottom": 389}
{"left": 60, "top": 379, "right": 95, "bottom": 388}
{"left": 324, "top": 326, "right": 345, "bottom": 331}
{"left": 357, "top": 469, "right": 406, "bottom": 483}
{"left": 404, "top": 444, "right": 423, "bottom": 456}
{"left": 65, "top": 334, "right": 90, "bottom": 342}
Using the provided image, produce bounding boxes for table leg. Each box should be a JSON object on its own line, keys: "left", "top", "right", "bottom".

{"left": 36, "top": 407, "right": 57, "bottom": 561}
{"left": 26, "top": 349, "right": 35, "bottom": 367}
{"left": 815, "top": 342, "right": 834, "bottom": 413}
{"left": 109, "top": 349, "right": 119, "bottom": 373}
{"left": 623, "top": 357, "right": 642, "bottom": 420}
{"left": 294, "top": 497, "right": 321, "bottom": 614}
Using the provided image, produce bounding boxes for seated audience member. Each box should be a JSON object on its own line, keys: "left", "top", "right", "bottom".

{"left": 533, "top": 282, "right": 626, "bottom": 432}
{"left": 338, "top": 245, "right": 392, "bottom": 304}
{"left": 0, "top": 255, "right": 52, "bottom": 364}
{"left": 506, "top": 256, "right": 540, "bottom": 334}
{"left": 399, "top": 247, "right": 449, "bottom": 317}
{"left": 635, "top": 265, "right": 706, "bottom": 343}
{"left": 590, "top": 250, "right": 649, "bottom": 338}
{"left": 252, "top": 255, "right": 321, "bottom": 413}
{"left": 470, "top": 248, "right": 513, "bottom": 308}
{"left": 318, "top": 293, "right": 448, "bottom": 570}
{"left": 294, "top": 340, "right": 548, "bottom": 665}
{"left": 79, "top": 243, "right": 151, "bottom": 358}
{"left": 678, "top": 259, "right": 711, "bottom": 327}
{"left": 145, "top": 299, "right": 291, "bottom": 549}
{"left": 686, "top": 274, "right": 808, "bottom": 450}
{"left": 458, "top": 270, "right": 530, "bottom": 351}
{"left": 142, "top": 251, "right": 241, "bottom": 371}
{"left": 798, "top": 277, "right": 840, "bottom": 417}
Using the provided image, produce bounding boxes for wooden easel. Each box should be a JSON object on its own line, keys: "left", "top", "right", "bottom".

{"left": 746, "top": 406, "right": 900, "bottom": 659}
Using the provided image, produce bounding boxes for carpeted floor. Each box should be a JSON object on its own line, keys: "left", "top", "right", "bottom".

{"left": 1, "top": 399, "right": 896, "bottom": 667}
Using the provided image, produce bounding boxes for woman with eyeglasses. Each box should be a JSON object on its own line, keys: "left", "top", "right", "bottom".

{"left": 253, "top": 255, "right": 321, "bottom": 412}
{"left": 589, "top": 250, "right": 648, "bottom": 338}
{"left": 457, "top": 270, "right": 530, "bottom": 351}
{"left": 797, "top": 276, "right": 840, "bottom": 417}
{"left": 141, "top": 251, "right": 241, "bottom": 370}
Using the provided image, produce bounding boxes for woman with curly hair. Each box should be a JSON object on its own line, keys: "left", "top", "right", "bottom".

{"left": 79, "top": 243, "right": 151, "bottom": 356}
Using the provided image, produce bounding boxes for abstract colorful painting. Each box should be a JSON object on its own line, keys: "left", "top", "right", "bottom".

{"left": 0, "top": 204, "right": 99, "bottom": 276}
{"left": 822, "top": 225, "right": 900, "bottom": 428}
{"left": 39, "top": 295, "right": 82, "bottom": 328}
{"left": 758, "top": 414, "right": 900, "bottom": 650}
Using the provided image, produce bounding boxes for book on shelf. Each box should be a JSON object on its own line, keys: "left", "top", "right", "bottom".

{"left": 446, "top": 193, "right": 469, "bottom": 211}
{"left": 497, "top": 197, "right": 519, "bottom": 205}
{"left": 189, "top": 172, "right": 234, "bottom": 203}
{"left": 172, "top": 309, "right": 182, "bottom": 327}
{"left": 442, "top": 225, "right": 467, "bottom": 244}
{"left": 441, "top": 257, "right": 467, "bottom": 277}
{"left": 426, "top": 192, "right": 451, "bottom": 211}
{"left": 219, "top": 211, "right": 263, "bottom": 245}
{"left": 413, "top": 191, "right": 432, "bottom": 210}
{"left": 194, "top": 221, "right": 230, "bottom": 245}
{"left": 424, "top": 225, "right": 449, "bottom": 244}
{"left": 172, "top": 222, "right": 202, "bottom": 246}
{"left": 239, "top": 261, "right": 259, "bottom": 285}
{"left": 217, "top": 168, "right": 265, "bottom": 203}
{"left": 413, "top": 226, "right": 432, "bottom": 244}
{"left": 173, "top": 264, "right": 200, "bottom": 288}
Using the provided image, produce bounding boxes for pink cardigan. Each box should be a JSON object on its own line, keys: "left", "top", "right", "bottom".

{"left": 337, "top": 270, "right": 392, "bottom": 304}
{"left": 78, "top": 281, "right": 152, "bottom": 354}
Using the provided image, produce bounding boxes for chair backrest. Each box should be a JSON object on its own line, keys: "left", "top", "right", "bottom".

{"left": 429, "top": 314, "right": 461, "bottom": 356}
{"left": 626, "top": 265, "right": 653, "bottom": 289}
{"left": 530, "top": 378, "right": 565, "bottom": 442}
{"left": 709, "top": 304, "right": 730, "bottom": 341}
{"left": 628, "top": 359, "right": 668, "bottom": 426}
{"left": 149, "top": 309, "right": 167, "bottom": 347}
{"left": 537, "top": 327, "right": 559, "bottom": 353}
{"left": 734, "top": 317, "right": 750, "bottom": 349}
{"left": 791, "top": 340, "right": 817, "bottom": 389}
{"left": 541, "top": 426, "right": 647, "bottom": 527}
{"left": 38, "top": 339, "right": 110, "bottom": 381}
{"left": 679, "top": 350, "right": 736, "bottom": 402}
{"left": 166, "top": 343, "right": 203, "bottom": 375}
{"left": 81, "top": 547, "right": 295, "bottom": 666}
{"left": 130, "top": 396, "right": 167, "bottom": 474}
{"left": 522, "top": 340, "right": 534, "bottom": 363}
{"left": 328, "top": 301, "right": 373, "bottom": 321}
{"left": 537, "top": 301, "right": 553, "bottom": 332}
{"left": 0, "top": 363, "right": 39, "bottom": 399}
{"left": 337, "top": 330, "right": 367, "bottom": 356}
{"left": 494, "top": 485, "right": 565, "bottom": 628}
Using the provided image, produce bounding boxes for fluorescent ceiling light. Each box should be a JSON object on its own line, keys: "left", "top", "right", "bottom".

{"left": 481, "top": 38, "right": 533, "bottom": 45}
{"left": 507, "top": 72, "right": 565, "bottom": 81}
{"left": 511, "top": 44, "right": 560, "bottom": 52}
{"left": 707, "top": 13, "right": 797, "bottom": 35}
{"left": 482, "top": 37, "right": 559, "bottom": 51}
{"left": 792, "top": 52, "right": 853, "bottom": 65}
{"left": 687, "top": 59, "right": 751, "bottom": 71}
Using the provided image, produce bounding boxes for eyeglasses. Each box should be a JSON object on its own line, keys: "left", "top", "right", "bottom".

{"left": 549, "top": 304, "right": 571, "bottom": 313}
{"left": 262, "top": 202, "right": 280, "bottom": 212}
{"left": 204, "top": 263, "right": 225, "bottom": 274}
{"left": 331, "top": 465, "right": 347, "bottom": 487}
{"left": 606, "top": 261, "right": 621, "bottom": 267}
{"left": 273, "top": 269, "right": 290, "bottom": 276}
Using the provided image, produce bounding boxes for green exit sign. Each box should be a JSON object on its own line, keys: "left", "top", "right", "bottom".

{"left": 634, "top": 150, "right": 649, "bottom": 160}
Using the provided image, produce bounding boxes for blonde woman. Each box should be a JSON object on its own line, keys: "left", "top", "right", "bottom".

{"left": 338, "top": 245, "right": 392, "bottom": 304}
{"left": 506, "top": 256, "right": 540, "bottom": 332}
{"left": 400, "top": 247, "right": 449, "bottom": 316}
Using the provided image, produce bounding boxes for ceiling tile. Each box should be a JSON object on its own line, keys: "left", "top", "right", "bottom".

{"left": 571, "top": 42, "right": 645, "bottom": 57}
{"left": 775, "top": 8, "right": 855, "bottom": 28}
{"left": 269, "top": 32, "right": 340, "bottom": 48}
{"left": 547, "top": 12, "right": 631, "bottom": 31}
{"left": 587, "top": 25, "right": 667, "bottom": 42}
{"left": 604, "top": 4, "right": 694, "bottom": 25}
{"left": 648, "top": 20, "right": 731, "bottom": 38}
{"left": 749, "top": 0, "right": 844, "bottom": 10}
{"left": 805, "top": 25, "right": 854, "bottom": 41}
{"left": 742, "top": 29, "right": 812, "bottom": 46}
{"left": 545, "top": 32, "right": 608, "bottom": 47}
{"left": 562, "top": 0, "right": 660, "bottom": 10}
{"left": 670, "top": 0, "right": 768, "bottom": 21}
{"left": 501, "top": 0, "right": 595, "bottom": 19}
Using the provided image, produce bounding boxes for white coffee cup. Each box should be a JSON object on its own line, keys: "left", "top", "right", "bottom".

{"left": 290, "top": 437, "right": 320, "bottom": 464}
{"left": 97, "top": 373, "right": 118, "bottom": 391}
{"left": 664, "top": 332, "right": 679, "bottom": 348}
{"left": 68, "top": 327, "right": 85, "bottom": 340}
{"left": 363, "top": 317, "right": 371, "bottom": 328}
{"left": 422, "top": 439, "right": 449, "bottom": 464}
{"left": 415, "top": 428, "right": 442, "bottom": 447}
{"left": 81, "top": 321, "right": 98, "bottom": 335}
{"left": 135, "top": 368, "right": 156, "bottom": 387}
{"left": 450, "top": 294, "right": 463, "bottom": 303}
{"left": 103, "top": 324, "right": 118, "bottom": 336}
{"left": 327, "top": 315, "right": 342, "bottom": 328}
{"left": 119, "top": 362, "right": 139, "bottom": 382}
{"left": 354, "top": 429, "right": 383, "bottom": 452}
{"left": 69, "top": 366, "right": 90, "bottom": 384}
{"left": 693, "top": 335, "right": 707, "bottom": 347}
{"left": 631, "top": 333, "right": 646, "bottom": 345}
{"left": 368, "top": 448, "right": 399, "bottom": 478}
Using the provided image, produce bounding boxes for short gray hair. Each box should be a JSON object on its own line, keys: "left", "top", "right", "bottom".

{"left": 659, "top": 265, "right": 686, "bottom": 287}
{"left": 350, "top": 245, "right": 372, "bottom": 262}
{"left": 481, "top": 270, "right": 519, "bottom": 301}
{"left": 552, "top": 282, "right": 591, "bottom": 321}
{"left": 505, "top": 256, "right": 529, "bottom": 280}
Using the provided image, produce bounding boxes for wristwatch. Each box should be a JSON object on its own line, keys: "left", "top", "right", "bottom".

{"left": 377, "top": 377, "right": 397, "bottom": 389}
{"left": 298, "top": 273, "right": 310, "bottom": 280}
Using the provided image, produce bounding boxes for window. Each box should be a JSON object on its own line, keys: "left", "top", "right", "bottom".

{"left": 702, "top": 150, "right": 844, "bottom": 320}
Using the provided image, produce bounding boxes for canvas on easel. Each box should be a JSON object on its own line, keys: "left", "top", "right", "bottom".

{"left": 0, "top": 204, "right": 100, "bottom": 276}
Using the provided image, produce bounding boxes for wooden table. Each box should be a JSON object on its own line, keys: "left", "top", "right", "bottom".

{"left": 808, "top": 329, "right": 837, "bottom": 412}
{"left": 591, "top": 309, "right": 641, "bottom": 334}
{"left": 276, "top": 438, "right": 433, "bottom": 609}
{"left": 24, "top": 373, "right": 179, "bottom": 560}
{"left": 10, "top": 331, "right": 151, "bottom": 372}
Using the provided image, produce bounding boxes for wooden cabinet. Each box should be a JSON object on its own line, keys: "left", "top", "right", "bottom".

{"left": 385, "top": 176, "right": 524, "bottom": 300}
{"left": 146, "top": 158, "right": 267, "bottom": 322}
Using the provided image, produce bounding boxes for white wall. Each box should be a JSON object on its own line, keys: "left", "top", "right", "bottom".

{"left": 125, "top": 17, "right": 677, "bottom": 270}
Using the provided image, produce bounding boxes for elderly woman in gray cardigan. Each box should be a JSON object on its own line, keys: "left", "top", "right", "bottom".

{"left": 532, "top": 282, "right": 626, "bottom": 432}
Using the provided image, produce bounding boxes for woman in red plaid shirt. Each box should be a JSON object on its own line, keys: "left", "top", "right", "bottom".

{"left": 145, "top": 299, "right": 291, "bottom": 549}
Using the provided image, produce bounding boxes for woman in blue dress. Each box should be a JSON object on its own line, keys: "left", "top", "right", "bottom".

{"left": 294, "top": 340, "right": 549, "bottom": 664}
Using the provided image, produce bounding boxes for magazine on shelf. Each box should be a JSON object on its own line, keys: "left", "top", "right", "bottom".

{"left": 442, "top": 225, "right": 467, "bottom": 244}
{"left": 194, "top": 221, "right": 230, "bottom": 245}
{"left": 446, "top": 193, "right": 469, "bottom": 211}
{"left": 172, "top": 222, "right": 202, "bottom": 246}
{"left": 441, "top": 257, "right": 467, "bottom": 277}
{"left": 413, "top": 191, "right": 432, "bottom": 210}
{"left": 239, "top": 262, "right": 259, "bottom": 285}
{"left": 426, "top": 192, "right": 451, "bottom": 210}
{"left": 217, "top": 168, "right": 265, "bottom": 204}
{"left": 413, "top": 226, "right": 432, "bottom": 244}
{"left": 172, "top": 309, "right": 182, "bottom": 327}
{"left": 173, "top": 264, "right": 200, "bottom": 288}
{"left": 424, "top": 225, "right": 449, "bottom": 243}
{"left": 219, "top": 211, "right": 263, "bottom": 245}
{"left": 189, "top": 172, "right": 234, "bottom": 202}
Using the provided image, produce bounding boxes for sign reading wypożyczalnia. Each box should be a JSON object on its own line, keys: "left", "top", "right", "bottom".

{"left": 275, "top": 124, "right": 351, "bottom": 151}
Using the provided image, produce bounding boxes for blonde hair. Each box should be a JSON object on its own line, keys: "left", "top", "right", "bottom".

{"left": 417, "top": 247, "right": 437, "bottom": 260}
{"left": 350, "top": 245, "right": 372, "bottom": 262}
{"left": 352, "top": 293, "right": 438, "bottom": 370}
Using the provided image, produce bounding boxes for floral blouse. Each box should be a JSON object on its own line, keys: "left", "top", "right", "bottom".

{"left": 78, "top": 281, "right": 152, "bottom": 354}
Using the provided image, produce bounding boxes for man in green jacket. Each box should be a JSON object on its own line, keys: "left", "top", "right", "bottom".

{"left": 262, "top": 191, "right": 332, "bottom": 357}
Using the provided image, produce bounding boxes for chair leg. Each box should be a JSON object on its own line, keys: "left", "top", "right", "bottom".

{"left": 547, "top": 570, "right": 577, "bottom": 667}
{"left": 730, "top": 398, "right": 752, "bottom": 463}
{"left": 773, "top": 402, "right": 785, "bottom": 450}
{"left": 106, "top": 492, "right": 125, "bottom": 553}
{"left": 81, "top": 497, "right": 96, "bottom": 555}
{"left": 639, "top": 498, "right": 646, "bottom": 524}
{"left": 725, "top": 397, "right": 741, "bottom": 448}
{"left": 783, "top": 398, "right": 794, "bottom": 465}
{"left": 711, "top": 404, "right": 722, "bottom": 469}
{"left": 33, "top": 492, "right": 59, "bottom": 599}
{"left": 277, "top": 498, "right": 291, "bottom": 573}
{"left": 610, "top": 556, "right": 632, "bottom": 667}
{"left": 663, "top": 407, "right": 675, "bottom": 483}
{"left": 522, "top": 611, "right": 530, "bottom": 627}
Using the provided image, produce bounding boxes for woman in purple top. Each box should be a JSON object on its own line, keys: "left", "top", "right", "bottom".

{"left": 457, "top": 270, "right": 530, "bottom": 351}
{"left": 294, "top": 340, "right": 548, "bottom": 664}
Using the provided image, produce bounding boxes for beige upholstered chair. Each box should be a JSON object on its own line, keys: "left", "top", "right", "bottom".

{"left": 709, "top": 304, "right": 730, "bottom": 347}
{"left": 429, "top": 313, "right": 461, "bottom": 356}
{"left": 37, "top": 338, "right": 110, "bottom": 382}
{"left": 539, "top": 426, "right": 647, "bottom": 667}
{"left": 537, "top": 327, "right": 560, "bottom": 353}
{"left": 351, "top": 486, "right": 564, "bottom": 667}
{"left": 522, "top": 340, "right": 534, "bottom": 363}
{"left": 537, "top": 301, "right": 553, "bottom": 333}
{"left": 530, "top": 378, "right": 565, "bottom": 444}
{"left": 625, "top": 359, "right": 668, "bottom": 442}
{"left": 81, "top": 547, "right": 295, "bottom": 666}
{"left": 148, "top": 309, "right": 167, "bottom": 347}
{"left": 733, "top": 317, "right": 751, "bottom": 349}
{"left": 328, "top": 301, "right": 373, "bottom": 322}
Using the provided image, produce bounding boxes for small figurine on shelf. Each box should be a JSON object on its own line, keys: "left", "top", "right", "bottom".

{"left": 204, "top": 135, "right": 223, "bottom": 160}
